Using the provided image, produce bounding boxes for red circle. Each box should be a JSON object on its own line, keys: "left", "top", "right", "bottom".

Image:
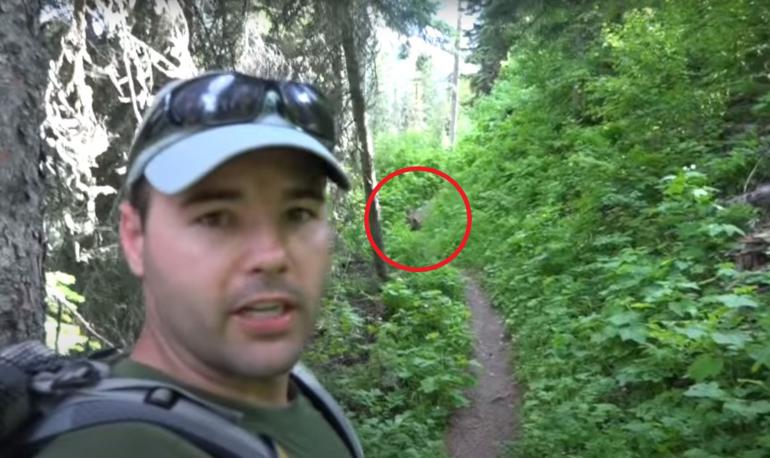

{"left": 364, "top": 166, "right": 472, "bottom": 272}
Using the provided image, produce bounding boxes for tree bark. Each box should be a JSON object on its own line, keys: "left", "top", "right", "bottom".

{"left": 0, "top": 1, "right": 49, "bottom": 346}
{"left": 335, "top": 0, "right": 388, "bottom": 280}
{"left": 449, "top": 1, "right": 463, "bottom": 147}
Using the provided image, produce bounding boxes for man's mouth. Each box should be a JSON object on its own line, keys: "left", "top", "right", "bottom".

{"left": 232, "top": 296, "right": 298, "bottom": 336}
{"left": 237, "top": 302, "right": 286, "bottom": 319}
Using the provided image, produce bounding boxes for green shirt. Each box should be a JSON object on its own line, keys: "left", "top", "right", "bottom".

{"left": 34, "top": 358, "right": 352, "bottom": 458}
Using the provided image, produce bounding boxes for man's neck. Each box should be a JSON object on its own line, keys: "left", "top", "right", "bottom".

{"left": 131, "top": 329, "right": 291, "bottom": 408}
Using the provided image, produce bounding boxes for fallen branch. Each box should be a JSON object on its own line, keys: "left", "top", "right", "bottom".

{"left": 55, "top": 299, "right": 116, "bottom": 349}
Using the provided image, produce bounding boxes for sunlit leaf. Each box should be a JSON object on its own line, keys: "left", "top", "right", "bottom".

{"left": 619, "top": 325, "right": 647, "bottom": 344}
{"left": 687, "top": 355, "right": 724, "bottom": 381}
{"left": 419, "top": 377, "right": 438, "bottom": 394}
{"left": 683, "top": 382, "right": 727, "bottom": 399}
{"left": 748, "top": 345, "right": 770, "bottom": 370}
{"left": 712, "top": 331, "right": 752, "bottom": 350}
{"left": 677, "top": 325, "right": 708, "bottom": 340}
{"left": 707, "top": 294, "right": 758, "bottom": 309}
{"left": 608, "top": 311, "right": 640, "bottom": 326}
{"left": 724, "top": 400, "right": 770, "bottom": 419}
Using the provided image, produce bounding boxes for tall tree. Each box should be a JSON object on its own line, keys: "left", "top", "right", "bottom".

{"left": 332, "top": 0, "right": 440, "bottom": 280}
{"left": 0, "top": 1, "right": 52, "bottom": 345}
{"left": 181, "top": 0, "right": 248, "bottom": 70}
{"left": 464, "top": 0, "right": 545, "bottom": 94}
{"left": 465, "top": 0, "right": 609, "bottom": 94}
{"left": 448, "top": 1, "right": 463, "bottom": 146}
{"left": 332, "top": 0, "right": 389, "bottom": 280}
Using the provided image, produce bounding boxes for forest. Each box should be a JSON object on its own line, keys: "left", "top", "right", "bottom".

{"left": 1, "top": 0, "right": 770, "bottom": 457}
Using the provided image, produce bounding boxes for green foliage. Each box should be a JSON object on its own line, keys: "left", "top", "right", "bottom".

{"left": 302, "top": 128, "right": 477, "bottom": 457}
{"left": 373, "top": 133, "right": 469, "bottom": 267}
{"left": 307, "top": 266, "right": 474, "bottom": 458}
{"left": 308, "top": 132, "right": 475, "bottom": 456}
{"left": 430, "top": 0, "right": 770, "bottom": 455}
{"left": 303, "top": 128, "right": 476, "bottom": 458}
{"left": 464, "top": 0, "right": 520, "bottom": 93}
{"left": 376, "top": 132, "right": 445, "bottom": 174}
{"left": 372, "top": 0, "right": 440, "bottom": 37}
{"left": 350, "top": 270, "right": 472, "bottom": 457}
{"left": 304, "top": 129, "right": 473, "bottom": 458}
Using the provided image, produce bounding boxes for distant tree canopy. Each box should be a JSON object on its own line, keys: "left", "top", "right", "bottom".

{"left": 464, "top": 0, "right": 626, "bottom": 94}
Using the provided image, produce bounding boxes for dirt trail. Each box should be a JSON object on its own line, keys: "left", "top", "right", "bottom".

{"left": 445, "top": 274, "right": 519, "bottom": 458}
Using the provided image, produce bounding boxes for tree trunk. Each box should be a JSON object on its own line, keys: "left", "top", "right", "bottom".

{"left": 449, "top": 1, "right": 463, "bottom": 147}
{"left": 0, "top": 1, "right": 49, "bottom": 346}
{"left": 335, "top": 1, "right": 388, "bottom": 280}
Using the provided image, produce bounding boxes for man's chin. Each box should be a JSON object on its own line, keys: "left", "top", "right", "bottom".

{"left": 227, "top": 346, "right": 303, "bottom": 379}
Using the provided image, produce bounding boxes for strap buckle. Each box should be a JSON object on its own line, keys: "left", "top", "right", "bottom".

{"left": 31, "top": 359, "right": 109, "bottom": 394}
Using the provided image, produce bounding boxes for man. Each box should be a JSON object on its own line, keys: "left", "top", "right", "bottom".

{"left": 34, "top": 71, "right": 362, "bottom": 458}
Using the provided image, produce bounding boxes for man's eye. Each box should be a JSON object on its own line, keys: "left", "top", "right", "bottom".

{"left": 286, "top": 208, "right": 317, "bottom": 223}
{"left": 195, "top": 211, "right": 233, "bottom": 228}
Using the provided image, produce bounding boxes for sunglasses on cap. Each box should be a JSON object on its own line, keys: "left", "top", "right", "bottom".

{"left": 129, "top": 72, "right": 336, "bottom": 164}
{"left": 125, "top": 71, "right": 350, "bottom": 193}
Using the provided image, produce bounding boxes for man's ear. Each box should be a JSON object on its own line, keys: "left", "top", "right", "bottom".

{"left": 119, "top": 201, "right": 145, "bottom": 277}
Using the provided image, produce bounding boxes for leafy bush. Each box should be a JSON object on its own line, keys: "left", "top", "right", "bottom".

{"left": 374, "top": 133, "right": 470, "bottom": 268}
{"left": 307, "top": 267, "right": 474, "bottom": 458}
{"left": 301, "top": 128, "right": 478, "bottom": 457}
{"left": 422, "top": 1, "right": 770, "bottom": 456}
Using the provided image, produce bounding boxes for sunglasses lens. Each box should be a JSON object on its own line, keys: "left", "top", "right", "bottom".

{"left": 130, "top": 74, "right": 336, "bottom": 168}
{"left": 129, "top": 102, "right": 172, "bottom": 163}
{"left": 281, "top": 83, "right": 336, "bottom": 145}
{"left": 169, "top": 74, "right": 264, "bottom": 126}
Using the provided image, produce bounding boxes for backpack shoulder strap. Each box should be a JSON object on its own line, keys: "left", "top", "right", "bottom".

{"left": 20, "top": 377, "right": 278, "bottom": 458}
{"left": 290, "top": 363, "right": 364, "bottom": 458}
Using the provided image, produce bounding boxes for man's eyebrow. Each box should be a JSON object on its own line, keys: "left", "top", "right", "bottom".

{"left": 181, "top": 188, "right": 243, "bottom": 207}
{"left": 283, "top": 186, "right": 325, "bottom": 202}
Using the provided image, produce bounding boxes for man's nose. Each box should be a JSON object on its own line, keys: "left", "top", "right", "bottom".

{"left": 242, "top": 223, "right": 289, "bottom": 274}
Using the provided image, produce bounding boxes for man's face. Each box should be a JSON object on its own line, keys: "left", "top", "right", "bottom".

{"left": 120, "top": 149, "right": 331, "bottom": 381}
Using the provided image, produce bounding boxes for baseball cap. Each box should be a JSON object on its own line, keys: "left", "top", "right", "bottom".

{"left": 124, "top": 72, "right": 350, "bottom": 196}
